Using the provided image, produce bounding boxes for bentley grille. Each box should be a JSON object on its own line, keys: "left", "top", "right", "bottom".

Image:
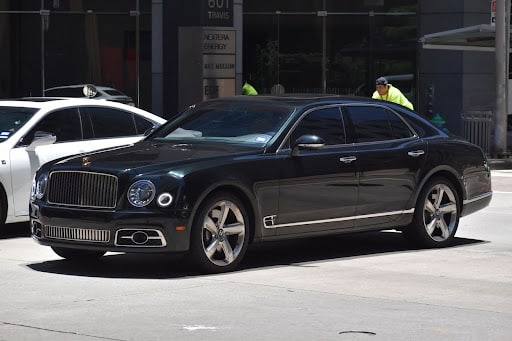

{"left": 48, "top": 171, "right": 118, "bottom": 208}
{"left": 43, "top": 225, "right": 110, "bottom": 243}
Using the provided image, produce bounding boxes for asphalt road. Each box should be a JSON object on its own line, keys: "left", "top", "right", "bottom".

{"left": 0, "top": 171, "right": 511, "bottom": 340}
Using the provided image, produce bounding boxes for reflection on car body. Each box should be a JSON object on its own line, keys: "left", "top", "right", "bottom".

{"left": 30, "top": 95, "right": 492, "bottom": 273}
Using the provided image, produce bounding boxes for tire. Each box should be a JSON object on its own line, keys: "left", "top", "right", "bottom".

{"left": 51, "top": 247, "right": 106, "bottom": 261}
{"left": 404, "top": 177, "right": 460, "bottom": 248}
{"left": 0, "top": 186, "right": 8, "bottom": 226}
{"left": 189, "top": 192, "right": 250, "bottom": 273}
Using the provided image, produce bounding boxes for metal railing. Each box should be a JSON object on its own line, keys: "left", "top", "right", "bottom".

{"left": 462, "top": 111, "right": 493, "bottom": 155}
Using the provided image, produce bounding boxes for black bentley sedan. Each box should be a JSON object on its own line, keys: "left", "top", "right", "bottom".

{"left": 30, "top": 95, "right": 492, "bottom": 273}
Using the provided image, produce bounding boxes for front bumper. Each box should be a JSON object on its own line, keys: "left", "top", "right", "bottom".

{"left": 30, "top": 202, "right": 192, "bottom": 253}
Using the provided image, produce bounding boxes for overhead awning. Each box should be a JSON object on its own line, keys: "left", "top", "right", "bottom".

{"left": 419, "top": 24, "right": 511, "bottom": 52}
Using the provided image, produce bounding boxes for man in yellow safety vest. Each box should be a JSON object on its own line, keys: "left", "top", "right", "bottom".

{"left": 372, "top": 76, "right": 413, "bottom": 110}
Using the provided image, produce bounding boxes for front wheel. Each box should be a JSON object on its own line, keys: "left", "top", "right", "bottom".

{"left": 189, "top": 192, "right": 250, "bottom": 273}
{"left": 404, "top": 178, "right": 460, "bottom": 248}
{"left": 51, "top": 247, "right": 106, "bottom": 261}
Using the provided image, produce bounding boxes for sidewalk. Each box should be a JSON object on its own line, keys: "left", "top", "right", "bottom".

{"left": 489, "top": 158, "right": 512, "bottom": 170}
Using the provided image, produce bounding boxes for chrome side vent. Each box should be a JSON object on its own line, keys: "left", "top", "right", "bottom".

{"left": 263, "top": 215, "right": 277, "bottom": 228}
{"left": 47, "top": 171, "right": 118, "bottom": 208}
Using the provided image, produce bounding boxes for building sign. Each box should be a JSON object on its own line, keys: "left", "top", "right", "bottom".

{"left": 178, "top": 26, "right": 235, "bottom": 106}
{"left": 203, "top": 79, "right": 235, "bottom": 100}
{"left": 201, "top": 28, "right": 236, "bottom": 100}
{"left": 203, "top": 54, "right": 236, "bottom": 78}
{"left": 202, "top": 0, "right": 233, "bottom": 27}
{"left": 202, "top": 29, "right": 235, "bottom": 54}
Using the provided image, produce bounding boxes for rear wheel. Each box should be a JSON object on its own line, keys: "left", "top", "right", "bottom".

{"left": 404, "top": 178, "right": 460, "bottom": 248}
{"left": 51, "top": 247, "right": 106, "bottom": 261}
{"left": 0, "top": 186, "right": 7, "bottom": 226}
{"left": 189, "top": 192, "right": 249, "bottom": 273}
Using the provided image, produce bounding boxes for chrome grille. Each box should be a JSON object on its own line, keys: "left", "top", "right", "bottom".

{"left": 43, "top": 225, "right": 110, "bottom": 243}
{"left": 48, "top": 171, "right": 118, "bottom": 208}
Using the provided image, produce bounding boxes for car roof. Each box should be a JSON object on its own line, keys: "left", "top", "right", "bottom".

{"left": 199, "top": 94, "right": 376, "bottom": 109}
{"left": 45, "top": 84, "right": 119, "bottom": 91}
{"left": 0, "top": 98, "right": 166, "bottom": 123}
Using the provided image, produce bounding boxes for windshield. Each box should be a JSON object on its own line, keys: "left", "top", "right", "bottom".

{"left": 151, "top": 101, "right": 292, "bottom": 146}
{"left": 0, "top": 107, "right": 38, "bottom": 142}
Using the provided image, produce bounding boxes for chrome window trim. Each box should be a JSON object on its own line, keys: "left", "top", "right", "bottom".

{"left": 276, "top": 103, "right": 419, "bottom": 153}
{"left": 263, "top": 208, "right": 415, "bottom": 229}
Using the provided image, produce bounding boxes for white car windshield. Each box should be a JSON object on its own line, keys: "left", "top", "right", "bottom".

{"left": 0, "top": 107, "right": 37, "bottom": 142}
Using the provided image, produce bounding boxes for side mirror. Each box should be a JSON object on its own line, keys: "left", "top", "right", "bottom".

{"left": 292, "top": 134, "right": 325, "bottom": 156}
{"left": 26, "top": 131, "right": 57, "bottom": 151}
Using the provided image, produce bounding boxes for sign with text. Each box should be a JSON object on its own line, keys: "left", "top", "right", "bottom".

{"left": 202, "top": 0, "right": 233, "bottom": 27}
{"left": 202, "top": 54, "right": 236, "bottom": 78}
{"left": 202, "top": 29, "right": 235, "bottom": 54}
{"left": 203, "top": 78, "right": 235, "bottom": 101}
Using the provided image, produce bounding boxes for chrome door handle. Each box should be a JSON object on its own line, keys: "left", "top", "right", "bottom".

{"left": 408, "top": 150, "right": 425, "bottom": 157}
{"left": 339, "top": 156, "right": 357, "bottom": 163}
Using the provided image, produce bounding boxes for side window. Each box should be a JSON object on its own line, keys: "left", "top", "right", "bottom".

{"left": 83, "top": 107, "right": 137, "bottom": 138}
{"left": 387, "top": 110, "right": 414, "bottom": 139}
{"left": 134, "top": 115, "right": 156, "bottom": 135}
{"left": 345, "top": 106, "right": 412, "bottom": 143}
{"left": 22, "top": 108, "right": 82, "bottom": 145}
{"left": 291, "top": 107, "right": 346, "bottom": 146}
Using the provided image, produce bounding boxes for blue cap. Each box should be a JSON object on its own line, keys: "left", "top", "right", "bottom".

{"left": 376, "top": 77, "right": 388, "bottom": 86}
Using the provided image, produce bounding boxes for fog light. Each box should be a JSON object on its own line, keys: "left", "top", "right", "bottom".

{"left": 157, "top": 192, "right": 173, "bottom": 207}
{"left": 132, "top": 231, "right": 149, "bottom": 245}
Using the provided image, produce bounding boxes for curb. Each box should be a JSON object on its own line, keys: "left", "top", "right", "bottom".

{"left": 489, "top": 158, "right": 512, "bottom": 170}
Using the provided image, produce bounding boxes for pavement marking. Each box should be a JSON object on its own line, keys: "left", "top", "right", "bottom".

{"left": 183, "top": 325, "right": 219, "bottom": 331}
{"left": 492, "top": 170, "right": 512, "bottom": 177}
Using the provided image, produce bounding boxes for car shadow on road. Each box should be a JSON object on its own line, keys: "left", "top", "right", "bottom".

{"left": 25, "top": 230, "right": 487, "bottom": 279}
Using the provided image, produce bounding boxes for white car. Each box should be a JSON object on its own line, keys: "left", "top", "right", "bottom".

{"left": 0, "top": 98, "right": 166, "bottom": 225}
{"left": 44, "top": 84, "right": 135, "bottom": 106}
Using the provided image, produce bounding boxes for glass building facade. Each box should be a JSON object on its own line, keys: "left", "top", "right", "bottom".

{"left": 243, "top": 0, "right": 417, "bottom": 98}
{"left": 0, "top": 0, "right": 152, "bottom": 107}
{"left": 0, "top": 0, "right": 418, "bottom": 112}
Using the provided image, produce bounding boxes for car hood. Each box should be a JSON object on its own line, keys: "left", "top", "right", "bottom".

{"left": 52, "top": 140, "right": 262, "bottom": 174}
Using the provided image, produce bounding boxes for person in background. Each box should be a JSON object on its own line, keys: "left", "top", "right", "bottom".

{"left": 242, "top": 81, "right": 258, "bottom": 95}
{"left": 372, "top": 76, "right": 414, "bottom": 110}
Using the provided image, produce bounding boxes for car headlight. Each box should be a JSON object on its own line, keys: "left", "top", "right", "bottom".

{"left": 31, "top": 173, "right": 48, "bottom": 200}
{"left": 127, "top": 180, "right": 156, "bottom": 207}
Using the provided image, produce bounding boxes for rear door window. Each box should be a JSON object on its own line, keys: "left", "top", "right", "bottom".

{"left": 81, "top": 107, "right": 137, "bottom": 138}
{"left": 344, "top": 105, "right": 413, "bottom": 143}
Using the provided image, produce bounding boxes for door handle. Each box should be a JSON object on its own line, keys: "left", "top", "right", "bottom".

{"left": 339, "top": 156, "right": 357, "bottom": 163}
{"left": 408, "top": 150, "right": 425, "bottom": 157}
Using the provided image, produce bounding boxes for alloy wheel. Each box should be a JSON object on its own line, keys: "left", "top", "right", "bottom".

{"left": 201, "top": 199, "right": 246, "bottom": 267}
{"left": 422, "top": 183, "right": 458, "bottom": 242}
